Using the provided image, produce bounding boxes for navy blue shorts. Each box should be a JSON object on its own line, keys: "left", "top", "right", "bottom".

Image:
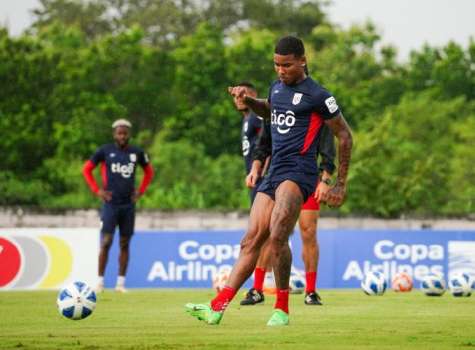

{"left": 249, "top": 177, "right": 264, "bottom": 206}
{"left": 257, "top": 171, "right": 317, "bottom": 203}
{"left": 100, "top": 202, "right": 136, "bottom": 236}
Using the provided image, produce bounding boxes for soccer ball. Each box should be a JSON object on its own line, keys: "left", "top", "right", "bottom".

{"left": 448, "top": 273, "right": 472, "bottom": 297}
{"left": 361, "top": 271, "right": 387, "bottom": 295}
{"left": 391, "top": 272, "right": 413, "bottom": 292}
{"left": 289, "top": 274, "right": 306, "bottom": 294}
{"left": 212, "top": 269, "right": 230, "bottom": 293}
{"left": 57, "top": 281, "right": 96, "bottom": 320}
{"left": 420, "top": 274, "right": 446, "bottom": 296}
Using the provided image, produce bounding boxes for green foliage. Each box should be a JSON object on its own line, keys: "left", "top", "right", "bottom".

{"left": 1, "top": 1, "right": 474, "bottom": 216}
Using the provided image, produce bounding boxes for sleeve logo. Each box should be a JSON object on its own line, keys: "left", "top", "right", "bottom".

{"left": 325, "top": 96, "right": 339, "bottom": 113}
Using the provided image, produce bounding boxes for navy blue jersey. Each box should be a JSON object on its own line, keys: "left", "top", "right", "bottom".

{"left": 267, "top": 77, "right": 340, "bottom": 177}
{"left": 90, "top": 144, "right": 150, "bottom": 205}
{"left": 241, "top": 112, "right": 262, "bottom": 173}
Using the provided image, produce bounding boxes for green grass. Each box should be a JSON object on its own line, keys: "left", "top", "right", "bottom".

{"left": 0, "top": 289, "right": 474, "bottom": 350}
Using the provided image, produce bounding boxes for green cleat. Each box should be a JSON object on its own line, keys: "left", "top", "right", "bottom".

{"left": 185, "top": 303, "right": 223, "bottom": 325}
{"left": 266, "top": 309, "right": 289, "bottom": 326}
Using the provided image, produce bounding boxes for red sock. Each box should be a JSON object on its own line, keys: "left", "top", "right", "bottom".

{"left": 211, "top": 286, "right": 237, "bottom": 312}
{"left": 305, "top": 271, "right": 317, "bottom": 294}
{"left": 274, "top": 288, "right": 289, "bottom": 314}
{"left": 253, "top": 267, "right": 266, "bottom": 292}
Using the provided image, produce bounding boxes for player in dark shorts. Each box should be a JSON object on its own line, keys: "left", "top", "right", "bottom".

{"left": 186, "top": 35, "right": 352, "bottom": 326}
{"left": 231, "top": 82, "right": 264, "bottom": 204}
{"left": 240, "top": 117, "right": 335, "bottom": 306}
{"left": 82, "top": 119, "right": 154, "bottom": 293}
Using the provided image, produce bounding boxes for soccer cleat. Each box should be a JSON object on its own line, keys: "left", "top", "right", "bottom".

{"left": 115, "top": 285, "right": 128, "bottom": 293}
{"left": 304, "top": 292, "right": 323, "bottom": 305}
{"left": 185, "top": 303, "right": 223, "bottom": 325}
{"left": 266, "top": 309, "right": 289, "bottom": 326}
{"left": 239, "top": 288, "right": 265, "bottom": 305}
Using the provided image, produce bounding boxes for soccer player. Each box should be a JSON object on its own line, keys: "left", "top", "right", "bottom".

{"left": 240, "top": 119, "right": 335, "bottom": 306}
{"left": 231, "top": 82, "right": 263, "bottom": 204}
{"left": 82, "top": 119, "right": 154, "bottom": 293}
{"left": 185, "top": 35, "right": 352, "bottom": 326}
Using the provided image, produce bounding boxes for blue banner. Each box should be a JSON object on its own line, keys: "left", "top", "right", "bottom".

{"left": 103, "top": 229, "right": 475, "bottom": 289}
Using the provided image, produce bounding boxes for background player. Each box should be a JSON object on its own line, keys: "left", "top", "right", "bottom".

{"left": 185, "top": 35, "right": 352, "bottom": 326}
{"left": 231, "top": 82, "right": 264, "bottom": 204}
{"left": 241, "top": 119, "right": 335, "bottom": 306}
{"left": 83, "top": 119, "right": 154, "bottom": 293}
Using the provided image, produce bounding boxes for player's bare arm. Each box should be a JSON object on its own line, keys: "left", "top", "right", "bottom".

{"left": 246, "top": 160, "right": 263, "bottom": 188}
{"left": 228, "top": 86, "right": 271, "bottom": 119}
{"left": 315, "top": 170, "right": 332, "bottom": 203}
{"left": 324, "top": 113, "right": 353, "bottom": 207}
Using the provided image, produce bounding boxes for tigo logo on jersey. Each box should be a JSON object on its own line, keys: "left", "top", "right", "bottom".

{"left": 271, "top": 110, "right": 296, "bottom": 134}
{"left": 0, "top": 236, "right": 73, "bottom": 289}
{"left": 111, "top": 162, "right": 135, "bottom": 178}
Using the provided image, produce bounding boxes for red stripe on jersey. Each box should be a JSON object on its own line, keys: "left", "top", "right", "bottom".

{"left": 300, "top": 112, "right": 323, "bottom": 155}
{"left": 100, "top": 162, "right": 108, "bottom": 190}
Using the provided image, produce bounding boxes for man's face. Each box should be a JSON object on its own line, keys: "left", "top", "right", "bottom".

{"left": 233, "top": 86, "right": 257, "bottom": 112}
{"left": 274, "top": 53, "right": 306, "bottom": 85}
{"left": 113, "top": 126, "right": 130, "bottom": 147}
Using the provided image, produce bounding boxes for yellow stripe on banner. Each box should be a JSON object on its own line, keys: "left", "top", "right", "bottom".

{"left": 38, "top": 236, "right": 73, "bottom": 288}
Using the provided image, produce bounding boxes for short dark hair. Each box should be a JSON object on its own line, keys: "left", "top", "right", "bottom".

{"left": 275, "top": 36, "right": 305, "bottom": 57}
{"left": 236, "top": 81, "right": 256, "bottom": 91}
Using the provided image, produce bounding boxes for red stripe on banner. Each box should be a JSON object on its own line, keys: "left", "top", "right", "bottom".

{"left": 100, "top": 162, "right": 108, "bottom": 189}
{"left": 300, "top": 112, "right": 323, "bottom": 155}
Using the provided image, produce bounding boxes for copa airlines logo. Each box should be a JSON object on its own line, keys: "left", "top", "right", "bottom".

{"left": 111, "top": 162, "right": 135, "bottom": 178}
{"left": 147, "top": 240, "right": 240, "bottom": 282}
{"left": 342, "top": 240, "right": 444, "bottom": 283}
{"left": 0, "top": 236, "right": 73, "bottom": 289}
{"left": 271, "top": 109, "right": 296, "bottom": 134}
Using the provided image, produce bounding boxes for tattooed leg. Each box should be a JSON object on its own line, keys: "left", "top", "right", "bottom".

{"left": 269, "top": 181, "right": 303, "bottom": 289}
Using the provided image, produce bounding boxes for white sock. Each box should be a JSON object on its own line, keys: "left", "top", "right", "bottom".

{"left": 97, "top": 276, "right": 104, "bottom": 285}
{"left": 116, "top": 276, "right": 126, "bottom": 286}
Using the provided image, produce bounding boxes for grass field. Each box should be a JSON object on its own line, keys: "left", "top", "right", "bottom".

{"left": 0, "top": 289, "right": 474, "bottom": 350}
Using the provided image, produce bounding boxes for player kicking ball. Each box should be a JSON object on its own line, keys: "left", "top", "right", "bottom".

{"left": 185, "top": 36, "right": 352, "bottom": 326}
{"left": 241, "top": 121, "right": 335, "bottom": 306}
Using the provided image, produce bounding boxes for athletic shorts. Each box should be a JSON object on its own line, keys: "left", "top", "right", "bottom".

{"left": 301, "top": 192, "right": 320, "bottom": 211}
{"left": 250, "top": 177, "right": 264, "bottom": 206}
{"left": 100, "top": 202, "right": 135, "bottom": 236}
{"left": 257, "top": 171, "right": 317, "bottom": 203}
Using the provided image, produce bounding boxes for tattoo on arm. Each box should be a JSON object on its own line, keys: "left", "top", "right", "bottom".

{"left": 244, "top": 97, "right": 271, "bottom": 119}
{"left": 325, "top": 114, "right": 353, "bottom": 187}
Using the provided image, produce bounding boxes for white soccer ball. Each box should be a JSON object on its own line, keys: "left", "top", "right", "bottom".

{"left": 289, "top": 274, "right": 306, "bottom": 294}
{"left": 420, "top": 274, "right": 446, "bottom": 296}
{"left": 361, "top": 271, "right": 387, "bottom": 295}
{"left": 448, "top": 273, "right": 472, "bottom": 297}
{"left": 57, "top": 281, "right": 97, "bottom": 320}
{"left": 212, "top": 269, "right": 230, "bottom": 293}
{"left": 391, "top": 272, "right": 413, "bottom": 292}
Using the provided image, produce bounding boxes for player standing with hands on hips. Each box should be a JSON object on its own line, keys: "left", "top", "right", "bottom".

{"left": 185, "top": 36, "right": 352, "bottom": 326}
{"left": 83, "top": 119, "right": 154, "bottom": 293}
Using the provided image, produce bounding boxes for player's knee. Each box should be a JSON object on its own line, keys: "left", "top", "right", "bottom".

{"left": 101, "top": 235, "right": 113, "bottom": 250}
{"left": 119, "top": 238, "right": 130, "bottom": 251}
{"left": 269, "top": 233, "right": 288, "bottom": 250}
{"left": 301, "top": 227, "right": 317, "bottom": 246}
{"left": 240, "top": 232, "right": 266, "bottom": 254}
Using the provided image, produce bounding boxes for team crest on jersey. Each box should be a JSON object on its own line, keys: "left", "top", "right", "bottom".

{"left": 130, "top": 153, "right": 137, "bottom": 162}
{"left": 292, "top": 93, "right": 303, "bottom": 105}
{"left": 110, "top": 153, "right": 115, "bottom": 158}
{"left": 243, "top": 121, "right": 248, "bottom": 132}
